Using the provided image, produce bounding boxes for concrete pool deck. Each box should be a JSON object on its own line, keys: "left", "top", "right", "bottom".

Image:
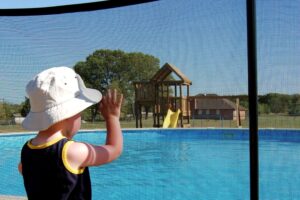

{"left": 0, "top": 195, "right": 27, "bottom": 200}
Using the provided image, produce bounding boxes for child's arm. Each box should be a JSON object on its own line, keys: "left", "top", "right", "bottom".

{"left": 18, "top": 162, "right": 22, "bottom": 175}
{"left": 67, "top": 89, "right": 123, "bottom": 168}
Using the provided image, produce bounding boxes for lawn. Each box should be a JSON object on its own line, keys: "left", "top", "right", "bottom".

{"left": 1, "top": 114, "right": 299, "bottom": 133}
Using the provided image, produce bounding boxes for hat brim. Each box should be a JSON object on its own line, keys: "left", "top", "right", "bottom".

{"left": 22, "top": 86, "right": 102, "bottom": 131}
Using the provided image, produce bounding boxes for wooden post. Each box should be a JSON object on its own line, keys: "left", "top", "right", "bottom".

{"left": 153, "top": 84, "right": 156, "bottom": 127}
{"left": 236, "top": 98, "right": 241, "bottom": 127}
{"left": 180, "top": 85, "right": 183, "bottom": 127}
{"left": 154, "top": 84, "right": 157, "bottom": 127}
{"left": 174, "top": 85, "right": 177, "bottom": 110}
{"left": 157, "top": 84, "right": 160, "bottom": 127}
{"left": 161, "top": 83, "right": 164, "bottom": 121}
{"left": 153, "top": 103, "right": 156, "bottom": 127}
{"left": 135, "top": 102, "right": 138, "bottom": 128}
{"left": 139, "top": 104, "right": 143, "bottom": 128}
{"left": 187, "top": 85, "right": 190, "bottom": 124}
{"left": 134, "top": 84, "right": 138, "bottom": 128}
{"left": 167, "top": 83, "right": 169, "bottom": 108}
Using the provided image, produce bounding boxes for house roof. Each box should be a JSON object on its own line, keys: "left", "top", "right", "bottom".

{"left": 194, "top": 97, "right": 246, "bottom": 110}
{"left": 195, "top": 93, "right": 218, "bottom": 97}
{"left": 150, "top": 63, "right": 192, "bottom": 85}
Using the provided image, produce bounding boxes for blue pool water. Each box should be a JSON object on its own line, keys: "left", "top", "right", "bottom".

{"left": 1, "top": 129, "right": 300, "bottom": 200}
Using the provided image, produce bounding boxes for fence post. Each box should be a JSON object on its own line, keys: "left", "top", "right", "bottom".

{"left": 247, "top": 0, "right": 259, "bottom": 199}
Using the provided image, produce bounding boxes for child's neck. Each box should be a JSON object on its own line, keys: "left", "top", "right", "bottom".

{"left": 32, "top": 122, "right": 66, "bottom": 145}
{"left": 31, "top": 131, "right": 64, "bottom": 146}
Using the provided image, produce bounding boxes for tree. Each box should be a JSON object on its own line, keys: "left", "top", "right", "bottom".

{"left": 0, "top": 102, "right": 6, "bottom": 120}
{"left": 259, "top": 93, "right": 291, "bottom": 113}
{"left": 288, "top": 94, "right": 300, "bottom": 115}
{"left": 0, "top": 100, "right": 22, "bottom": 120}
{"left": 20, "top": 97, "right": 31, "bottom": 117}
{"left": 258, "top": 103, "right": 270, "bottom": 114}
{"left": 74, "top": 49, "right": 160, "bottom": 121}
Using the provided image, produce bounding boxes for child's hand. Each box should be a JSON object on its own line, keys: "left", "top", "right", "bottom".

{"left": 70, "top": 89, "right": 123, "bottom": 168}
{"left": 99, "top": 89, "right": 123, "bottom": 120}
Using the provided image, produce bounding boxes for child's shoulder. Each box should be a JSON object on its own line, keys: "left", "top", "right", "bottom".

{"left": 65, "top": 141, "right": 90, "bottom": 161}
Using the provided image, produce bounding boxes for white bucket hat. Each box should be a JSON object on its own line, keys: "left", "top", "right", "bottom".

{"left": 22, "top": 66, "right": 102, "bottom": 131}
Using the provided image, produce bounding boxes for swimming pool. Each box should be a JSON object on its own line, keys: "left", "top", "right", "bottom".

{"left": 1, "top": 129, "right": 300, "bottom": 200}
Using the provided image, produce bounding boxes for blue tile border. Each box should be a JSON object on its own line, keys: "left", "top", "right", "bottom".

{"left": 1, "top": 128, "right": 300, "bottom": 142}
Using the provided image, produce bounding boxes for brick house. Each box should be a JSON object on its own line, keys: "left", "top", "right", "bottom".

{"left": 190, "top": 95, "right": 246, "bottom": 120}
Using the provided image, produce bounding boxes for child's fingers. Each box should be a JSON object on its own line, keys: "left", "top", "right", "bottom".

{"left": 112, "top": 89, "right": 117, "bottom": 104}
{"left": 117, "top": 93, "right": 123, "bottom": 106}
{"left": 107, "top": 89, "right": 112, "bottom": 101}
{"left": 104, "top": 89, "right": 123, "bottom": 107}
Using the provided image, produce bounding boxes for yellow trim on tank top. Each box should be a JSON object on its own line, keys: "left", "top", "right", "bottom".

{"left": 27, "top": 136, "right": 66, "bottom": 149}
{"left": 62, "top": 141, "right": 85, "bottom": 174}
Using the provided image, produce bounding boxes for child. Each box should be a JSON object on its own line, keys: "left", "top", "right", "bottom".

{"left": 18, "top": 66, "right": 123, "bottom": 200}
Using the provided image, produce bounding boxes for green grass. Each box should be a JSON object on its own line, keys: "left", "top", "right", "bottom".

{"left": 0, "top": 124, "right": 27, "bottom": 133}
{"left": 1, "top": 114, "right": 300, "bottom": 133}
{"left": 257, "top": 114, "right": 300, "bottom": 129}
{"left": 191, "top": 114, "right": 300, "bottom": 129}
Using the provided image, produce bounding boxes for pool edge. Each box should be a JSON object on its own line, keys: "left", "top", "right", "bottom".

{"left": 0, "top": 195, "right": 27, "bottom": 200}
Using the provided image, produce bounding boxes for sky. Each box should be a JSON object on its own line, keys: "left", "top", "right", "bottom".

{"left": 0, "top": 0, "right": 104, "bottom": 8}
{"left": 0, "top": 0, "right": 299, "bottom": 103}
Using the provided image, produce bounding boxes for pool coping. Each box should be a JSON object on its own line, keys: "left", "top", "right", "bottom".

{"left": 0, "top": 195, "right": 27, "bottom": 200}
{"left": 1, "top": 127, "right": 300, "bottom": 136}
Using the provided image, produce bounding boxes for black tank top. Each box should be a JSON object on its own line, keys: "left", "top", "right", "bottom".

{"left": 21, "top": 136, "right": 91, "bottom": 200}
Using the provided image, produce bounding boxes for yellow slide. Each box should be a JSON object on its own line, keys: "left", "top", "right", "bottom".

{"left": 163, "top": 109, "right": 181, "bottom": 128}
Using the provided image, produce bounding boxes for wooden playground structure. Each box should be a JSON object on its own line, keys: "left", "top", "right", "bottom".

{"left": 133, "top": 63, "right": 192, "bottom": 128}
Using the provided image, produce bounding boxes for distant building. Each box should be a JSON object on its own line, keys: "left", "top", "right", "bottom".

{"left": 190, "top": 95, "right": 246, "bottom": 120}
{"left": 13, "top": 113, "right": 25, "bottom": 125}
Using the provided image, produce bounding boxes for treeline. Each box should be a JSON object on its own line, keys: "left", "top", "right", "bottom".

{"left": 0, "top": 100, "right": 26, "bottom": 121}
{"left": 258, "top": 93, "right": 300, "bottom": 115}
{"left": 1, "top": 49, "right": 161, "bottom": 121}
{"left": 2, "top": 93, "right": 299, "bottom": 121}
{"left": 1, "top": 48, "right": 299, "bottom": 121}
{"left": 0, "top": 102, "right": 19, "bottom": 120}
{"left": 228, "top": 93, "right": 300, "bottom": 115}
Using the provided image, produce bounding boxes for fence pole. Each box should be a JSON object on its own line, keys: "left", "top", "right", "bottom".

{"left": 246, "top": 0, "right": 259, "bottom": 199}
